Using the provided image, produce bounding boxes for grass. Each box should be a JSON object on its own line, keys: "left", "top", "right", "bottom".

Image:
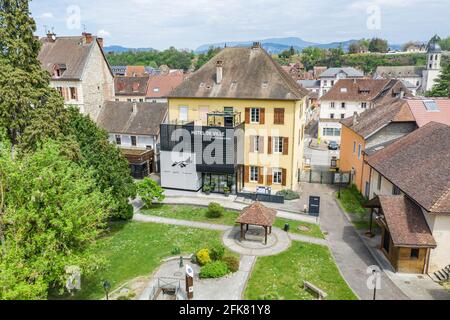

{"left": 336, "top": 185, "right": 367, "bottom": 216}
{"left": 244, "top": 242, "right": 357, "bottom": 300}
{"left": 58, "top": 221, "right": 225, "bottom": 300}
{"left": 142, "top": 204, "right": 324, "bottom": 239}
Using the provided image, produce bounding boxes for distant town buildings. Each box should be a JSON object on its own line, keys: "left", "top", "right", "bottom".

{"left": 38, "top": 32, "right": 115, "bottom": 121}
{"left": 317, "top": 67, "right": 365, "bottom": 98}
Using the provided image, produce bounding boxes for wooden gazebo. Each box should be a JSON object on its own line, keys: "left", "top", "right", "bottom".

{"left": 236, "top": 202, "right": 277, "bottom": 245}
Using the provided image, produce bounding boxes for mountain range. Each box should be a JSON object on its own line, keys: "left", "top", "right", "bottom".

{"left": 103, "top": 45, "right": 155, "bottom": 54}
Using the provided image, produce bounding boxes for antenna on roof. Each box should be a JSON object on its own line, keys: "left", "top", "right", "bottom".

{"left": 82, "top": 24, "right": 87, "bottom": 33}
{"left": 43, "top": 25, "right": 48, "bottom": 34}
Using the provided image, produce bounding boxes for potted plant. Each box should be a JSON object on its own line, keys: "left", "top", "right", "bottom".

{"left": 203, "top": 184, "right": 211, "bottom": 195}
{"left": 223, "top": 186, "right": 231, "bottom": 197}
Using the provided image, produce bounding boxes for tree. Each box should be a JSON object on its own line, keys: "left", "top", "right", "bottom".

{"left": 369, "top": 38, "right": 389, "bottom": 53}
{"left": 349, "top": 40, "right": 368, "bottom": 54}
{"left": 300, "top": 47, "right": 328, "bottom": 70}
{"left": 0, "top": 140, "right": 110, "bottom": 299}
{"left": 438, "top": 36, "right": 450, "bottom": 51}
{"left": 426, "top": 62, "right": 450, "bottom": 97}
{"left": 65, "top": 107, "right": 136, "bottom": 220}
{"left": 136, "top": 177, "right": 165, "bottom": 208}
{"left": 0, "top": 0, "right": 68, "bottom": 147}
{"left": 195, "top": 47, "right": 222, "bottom": 70}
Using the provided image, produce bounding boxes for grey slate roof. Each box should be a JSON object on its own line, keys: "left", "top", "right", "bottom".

{"left": 375, "top": 66, "right": 425, "bottom": 78}
{"left": 298, "top": 80, "right": 320, "bottom": 89}
{"left": 38, "top": 36, "right": 107, "bottom": 80}
{"left": 169, "top": 46, "right": 309, "bottom": 100}
{"left": 97, "top": 101, "right": 168, "bottom": 136}
{"left": 319, "top": 67, "right": 364, "bottom": 78}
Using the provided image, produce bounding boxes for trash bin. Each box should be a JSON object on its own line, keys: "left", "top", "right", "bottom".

{"left": 284, "top": 224, "right": 290, "bottom": 232}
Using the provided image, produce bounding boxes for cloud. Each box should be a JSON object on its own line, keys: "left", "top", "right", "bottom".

{"left": 39, "top": 12, "right": 54, "bottom": 19}
{"left": 97, "top": 29, "right": 111, "bottom": 38}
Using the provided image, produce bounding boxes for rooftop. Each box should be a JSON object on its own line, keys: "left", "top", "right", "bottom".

{"left": 169, "top": 45, "right": 309, "bottom": 101}
{"left": 375, "top": 66, "right": 425, "bottom": 78}
{"left": 405, "top": 98, "right": 450, "bottom": 127}
{"left": 146, "top": 73, "right": 186, "bottom": 98}
{"left": 367, "top": 122, "right": 450, "bottom": 214}
{"left": 97, "top": 101, "right": 167, "bottom": 136}
{"left": 115, "top": 76, "right": 149, "bottom": 96}
{"left": 236, "top": 202, "right": 277, "bottom": 227}
{"left": 319, "top": 67, "right": 364, "bottom": 78}
{"left": 321, "top": 78, "right": 393, "bottom": 102}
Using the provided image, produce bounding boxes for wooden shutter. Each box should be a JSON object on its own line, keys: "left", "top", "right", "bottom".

{"left": 245, "top": 108, "right": 250, "bottom": 124}
{"left": 282, "top": 168, "right": 287, "bottom": 186}
{"left": 266, "top": 168, "right": 273, "bottom": 186}
{"left": 260, "top": 108, "right": 265, "bottom": 124}
{"left": 274, "top": 108, "right": 285, "bottom": 125}
{"left": 268, "top": 137, "right": 273, "bottom": 155}
{"left": 244, "top": 166, "right": 249, "bottom": 183}
{"left": 283, "top": 137, "right": 289, "bottom": 155}
{"left": 250, "top": 136, "right": 255, "bottom": 152}
{"left": 258, "top": 167, "right": 264, "bottom": 184}
{"left": 259, "top": 136, "right": 265, "bottom": 154}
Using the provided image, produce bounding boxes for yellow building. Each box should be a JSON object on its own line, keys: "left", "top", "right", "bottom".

{"left": 160, "top": 43, "right": 309, "bottom": 194}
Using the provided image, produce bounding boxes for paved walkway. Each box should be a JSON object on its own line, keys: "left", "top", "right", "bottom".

{"left": 133, "top": 213, "right": 230, "bottom": 231}
{"left": 299, "top": 183, "right": 409, "bottom": 300}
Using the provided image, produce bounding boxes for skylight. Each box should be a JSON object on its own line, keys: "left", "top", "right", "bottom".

{"left": 423, "top": 100, "right": 439, "bottom": 112}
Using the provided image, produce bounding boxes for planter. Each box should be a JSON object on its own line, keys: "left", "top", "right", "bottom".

{"left": 204, "top": 191, "right": 211, "bottom": 195}
{"left": 224, "top": 192, "right": 230, "bottom": 198}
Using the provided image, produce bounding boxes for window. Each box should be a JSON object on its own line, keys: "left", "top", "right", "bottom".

{"left": 273, "top": 137, "right": 283, "bottom": 154}
{"left": 377, "top": 174, "right": 382, "bottom": 190}
{"left": 131, "top": 136, "right": 137, "bottom": 147}
{"left": 274, "top": 108, "right": 285, "bottom": 125}
{"left": 127, "top": 99, "right": 132, "bottom": 102}
{"left": 340, "top": 88, "right": 347, "bottom": 93}
{"left": 70, "top": 87, "right": 77, "bottom": 100}
{"left": 330, "top": 102, "right": 335, "bottom": 109}
{"left": 331, "top": 81, "right": 335, "bottom": 86}
{"left": 251, "top": 108, "right": 260, "bottom": 123}
{"left": 392, "top": 185, "right": 401, "bottom": 195}
{"left": 357, "top": 144, "right": 362, "bottom": 160}
{"left": 353, "top": 141, "right": 356, "bottom": 153}
{"left": 330, "top": 113, "right": 335, "bottom": 119}
{"left": 273, "top": 168, "right": 282, "bottom": 184}
{"left": 115, "top": 135, "right": 121, "bottom": 145}
{"left": 410, "top": 249, "right": 419, "bottom": 259}
{"left": 324, "top": 80, "right": 328, "bottom": 86}
{"left": 323, "top": 128, "right": 341, "bottom": 137}
{"left": 253, "top": 136, "right": 261, "bottom": 152}
{"left": 361, "top": 102, "right": 367, "bottom": 109}
{"left": 250, "top": 166, "right": 259, "bottom": 182}
{"left": 139, "top": 98, "right": 144, "bottom": 102}
{"left": 179, "top": 106, "right": 188, "bottom": 122}
{"left": 341, "top": 102, "right": 346, "bottom": 109}
{"left": 153, "top": 87, "right": 160, "bottom": 92}
{"left": 341, "top": 114, "right": 345, "bottom": 119}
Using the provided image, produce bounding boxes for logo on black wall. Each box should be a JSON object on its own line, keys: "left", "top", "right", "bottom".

{"left": 172, "top": 157, "right": 192, "bottom": 168}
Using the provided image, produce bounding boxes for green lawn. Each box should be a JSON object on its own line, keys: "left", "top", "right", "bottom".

{"left": 58, "top": 221, "right": 224, "bottom": 300}
{"left": 142, "top": 204, "right": 324, "bottom": 239}
{"left": 336, "top": 185, "right": 367, "bottom": 216}
{"left": 244, "top": 242, "right": 357, "bottom": 300}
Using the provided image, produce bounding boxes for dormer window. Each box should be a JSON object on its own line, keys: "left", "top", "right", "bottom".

{"left": 52, "top": 64, "right": 66, "bottom": 78}
{"left": 132, "top": 82, "right": 140, "bottom": 92}
{"left": 153, "top": 87, "right": 160, "bottom": 93}
{"left": 340, "top": 88, "right": 347, "bottom": 93}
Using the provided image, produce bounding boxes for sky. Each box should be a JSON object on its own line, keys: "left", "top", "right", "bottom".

{"left": 30, "top": 0, "right": 450, "bottom": 50}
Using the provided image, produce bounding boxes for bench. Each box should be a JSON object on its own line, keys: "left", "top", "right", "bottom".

{"left": 303, "top": 281, "right": 328, "bottom": 300}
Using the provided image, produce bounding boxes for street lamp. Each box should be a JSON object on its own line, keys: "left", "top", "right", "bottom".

{"left": 102, "top": 280, "right": 111, "bottom": 301}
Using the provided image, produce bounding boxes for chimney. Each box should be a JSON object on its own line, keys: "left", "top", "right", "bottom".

{"left": 353, "top": 112, "right": 359, "bottom": 126}
{"left": 97, "top": 37, "right": 104, "bottom": 48}
{"left": 251, "top": 42, "right": 261, "bottom": 49}
{"left": 132, "top": 102, "right": 138, "bottom": 114}
{"left": 82, "top": 32, "right": 93, "bottom": 44}
{"left": 216, "top": 60, "right": 223, "bottom": 85}
{"left": 46, "top": 31, "right": 56, "bottom": 43}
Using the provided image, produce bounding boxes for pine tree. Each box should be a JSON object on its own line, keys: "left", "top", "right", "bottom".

{"left": 0, "top": 0, "right": 67, "bottom": 147}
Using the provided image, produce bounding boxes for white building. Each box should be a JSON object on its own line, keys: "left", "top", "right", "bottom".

{"left": 319, "top": 79, "right": 409, "bottom": 144}
{"left": 317, "top": 67, "right": 364, "bottom": 98}
{"left": 38, "top": 32, "right": 114, "bottom": 121}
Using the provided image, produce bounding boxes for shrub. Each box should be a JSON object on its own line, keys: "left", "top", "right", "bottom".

{"left": 222, "top": 256, "right": 240, "bottom": 273}
{"left": 276, "top": 189, "right": 300, "bottom": 201}
{"left": 206, "top": 202, "right": 224, "bottom": 218}
{"left": 209, "top": 244, "right": 225, "bottom": 261}
{"left": 196, "top": 248, "right": 211, "bottom": 266}
{"left": 199, "top": 261, "right": 229, "bottom": 279}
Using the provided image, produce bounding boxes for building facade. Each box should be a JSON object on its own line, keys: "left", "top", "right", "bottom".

{"left": 38, "top": 32, "right": 115, "bottom": 121}
{"left": 317, "top": 67, "right": 364, "bottom": 98}
{"left": 160, "top": 44, "right": 309, "bottom": 195}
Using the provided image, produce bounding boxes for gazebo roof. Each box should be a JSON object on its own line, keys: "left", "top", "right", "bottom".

{"left": 236, "top": 202, "right": 277, "bottom": 227}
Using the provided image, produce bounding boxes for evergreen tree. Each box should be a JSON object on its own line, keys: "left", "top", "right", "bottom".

{"left": 427, "top": 62, "right": 450, "bottom": 97}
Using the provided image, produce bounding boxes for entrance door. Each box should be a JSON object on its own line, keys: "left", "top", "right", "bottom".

{"left": 383, "top": 230, "right": 391, "bottom": 253}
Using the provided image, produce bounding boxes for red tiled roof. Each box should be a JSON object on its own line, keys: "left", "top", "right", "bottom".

{"left": 114, "top": 76, "right": 149, "bottom": 96}
{"left": 236, "top": 202, "right": 277, "bottom": 227}
{"left": 367, "top": 122, "right": 450, "bottom": 214}
{"left": 146, "top": 73, "right": 185, "bottom": 98}
{"left": 321, "top": 79, "right": 391, "bottom": 102}
{"left": 368, "top": 196, "right": 436, "bottom": 248}
{"left": 125, "top": 66, "right": 147, "bottom": 77}
{"left": 406, "top": 98, "right": 450, "bottom": 127}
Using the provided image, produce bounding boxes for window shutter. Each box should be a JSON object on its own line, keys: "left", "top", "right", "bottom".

{"left": 258, "top": 167, "right": 264, "bottom": 184}
{"left": 274, "top": 108, "right": 285, "bottom": 125}
{"left": 282, "top": 168, "right": 287, "bottom": 186}
{"left": 260, "top": 108, "right": 265, "bottom": 124}
{"left": 266, "top": 168, "right": 273, "bottom": 186}
{"left": 244, "top": 166, "right": 249, "bottom": 183}
{"left": 259, "top": 136, "right": 265, "bottom": 154}
{"left": 268, "top": 137, "right": 273, "bottom": 154}
{"left": 245, "top": 108, "right": 250, "bottom": 124}
{"left": 283, "top": 137, "right": 289, "bottom": 155}
{"left": 250, "top": 136, "right": 255, "bottom": 152}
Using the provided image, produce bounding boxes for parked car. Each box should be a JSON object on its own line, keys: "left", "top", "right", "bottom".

{"left": 328, "top": 141, "right": 339, "bottom": 150}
